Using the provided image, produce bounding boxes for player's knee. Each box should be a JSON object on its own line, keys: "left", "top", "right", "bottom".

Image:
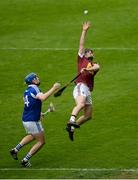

{"left": 86, "top": 115, "right": 92, "bottom": 121}
{"left": 39, "top": 140, "right": 45, "bottom": 147}
{"left": 41, "top": 140, "right": 45, "bottom": 146}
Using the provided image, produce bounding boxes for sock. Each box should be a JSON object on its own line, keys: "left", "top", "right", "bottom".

{"left": 14, "top": 143, "right": 23, "bottom": 152}
{"left": 69, "top": 115, "right": 76, "bottom": 123}
{"left": 23, "top": 153, "right": 32, "bottom": 162}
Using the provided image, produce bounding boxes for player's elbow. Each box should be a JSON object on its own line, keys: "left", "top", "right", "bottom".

{"left": 36, "top": 93, "right": 45, "bottom": 101}
{"left": 97, "top": 64, "right": 100, "bottom": 71}
{"left": 40, "top": 96, "right": 47, "bottom": 101}
{"left": 93, "top": 64, "right": 100, "bottom": 73}
{"left": 38, "top": 96, "right": 45, "bottom": 101}
{"left": 95, "top": 64, "right": 100, "bottom": 70}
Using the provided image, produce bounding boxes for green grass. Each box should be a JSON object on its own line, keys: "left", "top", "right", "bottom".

{"left": 0, "top": 0, "right": 138, "bottom": 179}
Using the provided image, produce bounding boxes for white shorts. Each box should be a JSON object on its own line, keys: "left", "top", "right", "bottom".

{"left": 73, "top": 83, "right": 92, "bottom": 105}
{"left": 23, "top": 121, "right": 44, "bottom": 135}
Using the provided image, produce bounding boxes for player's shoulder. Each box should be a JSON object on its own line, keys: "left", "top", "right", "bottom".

{"left": 78, "top": 52, "right": 84, "bottom": 59}
{"left": 28, "top": 85, "right": 41, "bottom": 94}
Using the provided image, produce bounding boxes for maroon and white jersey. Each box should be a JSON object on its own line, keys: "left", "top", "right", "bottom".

{"left": 75, "top": 53, "right": 98, "bottom": 91}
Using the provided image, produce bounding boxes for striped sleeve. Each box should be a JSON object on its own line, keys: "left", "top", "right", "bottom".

{"left": 30, "top": 85, "right": 41, "bottom": 98}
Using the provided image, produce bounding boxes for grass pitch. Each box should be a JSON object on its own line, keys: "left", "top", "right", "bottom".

{"left": 0, "top": 0, "right": 138, "bottom": 179}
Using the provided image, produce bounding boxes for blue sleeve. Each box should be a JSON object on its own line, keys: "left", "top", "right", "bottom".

{"left": 30, "top": 86, "right": 41, "bottom": 98}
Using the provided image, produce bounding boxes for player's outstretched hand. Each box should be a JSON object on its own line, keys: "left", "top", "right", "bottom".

{"left": 83, "top": 22, "right": 91, "bottom": 31}
{"left": 53, "top": 83, "right": 61, "bottom": 91}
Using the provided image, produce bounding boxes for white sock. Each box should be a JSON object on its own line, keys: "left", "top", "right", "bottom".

{"left": 69, "top": 115, "right": 76, "bottom": 123}
{"left": 23, "top": 153, "right": 32, "bottom": 162}
{"left": 15, "top": 143, "right": 23, "bottom": 152}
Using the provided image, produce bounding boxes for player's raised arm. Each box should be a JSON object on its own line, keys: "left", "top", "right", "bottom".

{"left": 79, "top": 22, "right": 91, "bottom": 55}
{"left": 36, "top": 83, "right": 61, "bottom": 101}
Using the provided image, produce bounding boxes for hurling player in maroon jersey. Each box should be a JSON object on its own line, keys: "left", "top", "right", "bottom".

{"left": 66, "top": 22, "right": 100, "bottom": 141}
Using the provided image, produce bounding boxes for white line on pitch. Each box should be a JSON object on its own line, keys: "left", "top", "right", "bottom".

{"left": 0, "top": 47, "right": 138, "bottom": 51}
{"left": 0, "top": 47, "right": 74, "bottom": 51}
{"left": 0, "top": 168, "right": 138, "bottom": 172}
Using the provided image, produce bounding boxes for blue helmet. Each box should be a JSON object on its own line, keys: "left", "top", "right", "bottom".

{"left": 24, "top": 72, "right": 37, "bottom": 85}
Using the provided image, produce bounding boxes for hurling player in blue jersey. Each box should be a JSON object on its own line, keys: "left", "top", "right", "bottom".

{"left": 10, "top": 73, "right": 60, "bottom": 167}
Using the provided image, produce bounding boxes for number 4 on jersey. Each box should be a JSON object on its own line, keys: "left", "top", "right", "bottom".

{"left": 24, "top": 95, "right": 30, "bottom": 107}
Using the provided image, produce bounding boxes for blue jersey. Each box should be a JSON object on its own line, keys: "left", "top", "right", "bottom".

{"left": 22, "top": 85, "right": 42, "bottom": 122}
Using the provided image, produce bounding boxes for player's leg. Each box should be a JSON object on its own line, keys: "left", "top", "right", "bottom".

{"left": 76, "top": 88, "right": 92, "bottom": 125}
{"left": 27, "top": 132, "right": 45, "bottom": 156}
{"left": 10, "top": 134, "right": 34, "bottom": 160}
{"left": 69, "top": 95, "right": 86, "bottom": 124}
{"left": 21, "top": 121, "right": 45, "bottom": 167}
{"left": 66, "top": 95, "right": 86, "bottom": 141}
{"left": 21, "top": 132, "right": 45, "bottom": 167}
{"left": 66, "top": 84, "right": 88, "bottom": 141}
{"left": 66, "top": 83, "right": 92, "bottom": 141}
{"left": 68, "top": 83, "right": 87, "bottom": 126}
{"left": 76, "top": 104, "right": 92, "bottom": 126}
